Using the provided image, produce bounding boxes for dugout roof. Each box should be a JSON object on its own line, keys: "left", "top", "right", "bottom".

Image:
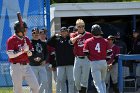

{"left": 50, "top": 2, "right": 140, "bottom": 20}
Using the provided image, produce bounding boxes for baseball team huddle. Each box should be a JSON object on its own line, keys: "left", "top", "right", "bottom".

{"left": 6, "top": 19, "right": 120, "bottom": 93}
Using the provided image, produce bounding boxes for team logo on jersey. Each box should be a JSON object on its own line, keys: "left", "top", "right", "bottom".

{"left": 18, "top": 44, "right": 23, "bottom": 51}
{"left": 77, "top": 39, "right": 86, "bottom": 47}
{"left": 35, "top": 43, "right": 43, "bottom": 53}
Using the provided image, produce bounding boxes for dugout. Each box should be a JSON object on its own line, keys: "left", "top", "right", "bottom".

{"left": 50, "top": 1, "right": 140, "bottom": 54}
{"left": 50, "top": 2, "right": 140, "bottom": 92}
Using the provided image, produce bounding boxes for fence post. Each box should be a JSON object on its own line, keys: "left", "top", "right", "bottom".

{"left": 118, "top": 55, "right": 123, "bottom": 93}
{"left": 46, "top": 0, "right": 50, "bottom": 38}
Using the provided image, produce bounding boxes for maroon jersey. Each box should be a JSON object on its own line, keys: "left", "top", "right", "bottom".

{"left": 71, "top": 32, "right": 92, "bottom": 56}
{"left": 83, "top": 37, "right": 111, "bottom": 61}
{"left": 107, "top": 45, "right": 120, "bottom": 64}
{"left": 6, "top": 35, "right": 33, "bottom": 63}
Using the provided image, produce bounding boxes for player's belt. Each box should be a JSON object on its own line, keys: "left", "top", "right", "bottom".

{"left": 77, "top": 56, "right": 85, "bottom": 59}
{"left": 13, "top": 62, "right": 27, "bottom": 65}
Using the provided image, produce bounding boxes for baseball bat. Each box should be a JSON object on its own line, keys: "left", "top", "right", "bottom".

{"left": 17, "top": 12, "right": 25, "bottom": 34}
{"left": 17, "top": 12, "right": 27, "bottom": 44}
{"left": 17, "top": 12, "right": 23, "bottom": 27}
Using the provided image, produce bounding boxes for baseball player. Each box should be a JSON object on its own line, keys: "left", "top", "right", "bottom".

{"left": 6, "top": 21, "right": 39, "bottom": 93}
{"left": 29, "top": 27, "right": 48, "bottom": 93}
{"left": 83, "top": 24, "right": 112, "bottom": 93}
{"left": 70, "top": 19, "right": 92, "bottom": 93}
{"left": 39, "top": 28, "right": 57, "bottom": 93}
{"left": 47, "top": 27, "right": 75, "bottom": 93}
{"left": 105, "top": 35, "right": 120, "bottom": 93}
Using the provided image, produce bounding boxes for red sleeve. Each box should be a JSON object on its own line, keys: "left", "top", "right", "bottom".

{"left": 6, "top": 37, "right": 15, "bottom": 51}
{"left": 83, "top": 39, "right": 89, "bottom": 53}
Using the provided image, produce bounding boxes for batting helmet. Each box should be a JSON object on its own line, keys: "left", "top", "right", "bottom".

{"left": 91, "top": 24, "right": 103, "bottom": 36}
{"left": 14, "top": 21, "right": 28, "bottom": 33}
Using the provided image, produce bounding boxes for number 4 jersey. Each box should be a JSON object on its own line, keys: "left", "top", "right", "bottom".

{"left": 83, "top": 37, "right": 111, "bottom": 61}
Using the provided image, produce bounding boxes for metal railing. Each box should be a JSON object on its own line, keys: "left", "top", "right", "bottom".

{"left": 118, "top": 54, "right": 140, "bottom": 93}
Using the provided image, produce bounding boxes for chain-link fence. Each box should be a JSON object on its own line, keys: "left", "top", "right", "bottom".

{"left": 0, "top": 0, "right": 49, "bottom": 92}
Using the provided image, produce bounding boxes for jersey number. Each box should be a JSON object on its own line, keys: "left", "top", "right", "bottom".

{"left": 95, "top": 43, "right": 101, "bottom": 53}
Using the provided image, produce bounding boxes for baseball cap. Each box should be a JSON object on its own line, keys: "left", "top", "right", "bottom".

{"left": 40, "top": 27, "right": 47, "bottom": 34}
{"left": 32, "top": 27, "right": 39, "bottom": 34}
{"left": 60, "top": 27, "right": 68, "bottom": 32}
{"left": 107, "top": 35, "right": 115, "bottom": 40}
{"left": 68, "top": 26, "right": 78, "bottom": 33}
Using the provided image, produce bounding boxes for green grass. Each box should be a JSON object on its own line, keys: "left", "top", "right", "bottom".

{"left": 0, "top": 87, "right": 13, "bottom": 93}
{"left": 0, "top": 87, "right": 30, "bottom": 93}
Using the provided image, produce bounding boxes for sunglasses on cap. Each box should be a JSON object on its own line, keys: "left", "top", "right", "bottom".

{"left": 32, "top": 27, "right": 39, "bottom": 34}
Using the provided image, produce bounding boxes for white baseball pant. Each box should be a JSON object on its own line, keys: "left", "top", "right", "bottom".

{"left": 10, "top": 63, "right": 39, "bottom": 93}
{"left": 106, "top": 63, "right": 118, "bottom": 92}
{"left": 31, "top": 65, "right": 48, "bottom": 93}
{"left": 73, "top": 57, "right": 90, "bottom": 91}
{"left": 45, "top": 63, "right": 57, "bottom": 93}
{"left": 56, "top": 65, "right": 75, "bottom": 93}
{"left": 90, "top": 60, "right": 107, "bottom": 93}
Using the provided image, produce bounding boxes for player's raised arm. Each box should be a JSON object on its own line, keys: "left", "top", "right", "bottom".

{"left": 70, "top": 34, "right": 82, "bottom": 44}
